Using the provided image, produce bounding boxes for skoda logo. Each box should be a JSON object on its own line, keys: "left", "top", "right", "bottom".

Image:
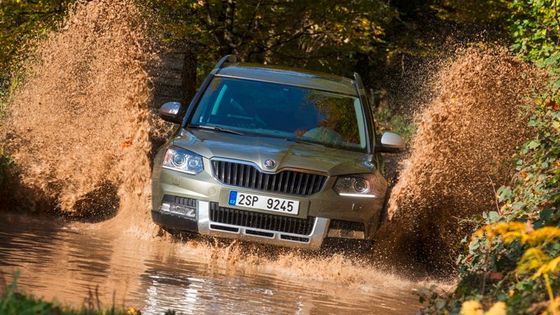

{"left": 264, "top": 159, "right": 276, "bottom": 169}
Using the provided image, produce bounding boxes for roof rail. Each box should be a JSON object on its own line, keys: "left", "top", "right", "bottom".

{"left": 353, "top": 72, "right": 367, "bottom": 94}
{"left": 352, "top": 72, "right": 362, "bottom": 84}
{"left": 214, "top": 55, "right": 237, "bottom": 71}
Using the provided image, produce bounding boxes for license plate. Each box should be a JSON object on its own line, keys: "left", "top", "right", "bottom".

{"left": 228, "top": 191, "right": 299, "bottom": 215}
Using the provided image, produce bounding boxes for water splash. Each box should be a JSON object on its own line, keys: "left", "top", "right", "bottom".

{"left": 1, "top": 0, "right": 158, "bottom": 235}
{"left": 374, "top": 47, "right": 543, "bottom": 273}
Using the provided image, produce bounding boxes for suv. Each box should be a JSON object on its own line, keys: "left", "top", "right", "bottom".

{"left": 151, "top": 55, "right": 404, "bottom": 249}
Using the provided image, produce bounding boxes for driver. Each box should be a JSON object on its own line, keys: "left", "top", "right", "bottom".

{"left": 302, "top": 118, "right": 344, "bottom": 144}
{"left": 294, "top": 101, "right": 344, "bottom": 144}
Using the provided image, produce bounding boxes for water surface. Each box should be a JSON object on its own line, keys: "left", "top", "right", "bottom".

{"left": 0, "top": 212, "right": 420, "bottom": 314}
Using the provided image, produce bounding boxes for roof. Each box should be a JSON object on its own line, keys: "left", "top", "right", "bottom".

{"left": 216, "top": 63, "right": 358, "bottom": 96}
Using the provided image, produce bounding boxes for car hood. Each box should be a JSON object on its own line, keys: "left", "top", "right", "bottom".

{"left": 171, "top": 129, "right": 374, "bottom": 176}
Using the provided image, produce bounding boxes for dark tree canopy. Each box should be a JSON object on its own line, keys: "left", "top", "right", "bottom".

{"left": 0, "top": 0, "right": 72, "bottom": 87}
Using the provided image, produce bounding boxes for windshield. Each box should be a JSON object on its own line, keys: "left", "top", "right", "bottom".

{"left": 189, "top": 77, "right": 367, "bottom": 150}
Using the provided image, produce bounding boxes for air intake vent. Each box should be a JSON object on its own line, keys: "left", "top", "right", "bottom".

{"left": 209, "top": 203, "right": 315, "bottom": 236}
{"left": 211, "top": 160, "right": 326, "bottom": 196}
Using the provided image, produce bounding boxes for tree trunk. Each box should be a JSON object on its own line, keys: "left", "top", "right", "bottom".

{"left": 181, "top": 47, "right": 197, "bottom": 105}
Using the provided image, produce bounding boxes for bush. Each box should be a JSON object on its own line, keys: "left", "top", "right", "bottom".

{"left": 420, "top": 75, "right": 560, "bottom": 313}
{"left": 421, "top": 1, "right": 560, "bottom": 310}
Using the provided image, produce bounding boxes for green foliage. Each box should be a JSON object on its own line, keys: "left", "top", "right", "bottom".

{"left": 498, "top": 95, "right": 560, "bottom": 227}
{"left": 429, "top": 0, "right": 510, "bottom": 25}
{"left": 375, "top": 104, "right": 415, "bottom": 143}
{"left": 0, "top": 0, "right": 73, "bottom": 87}
{"left": 510, "top": 0, "right": 560, "bottom": 66}
{"left": 421, "top": 224, "right": 560, "bottom": 313}
{"left": 420, "top": 1, "right": 560, "bottom": 313}
{"left": 144, "top": 0, "right": 399, "bottom": 77}
{"left": 0, "top": 273, "right": 140, "bottom": 315}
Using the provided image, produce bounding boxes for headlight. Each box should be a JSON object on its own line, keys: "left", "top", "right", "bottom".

{"left": 162, "top": 146, "right": 204, "bottom": 174}
{"left": 334, "top": 176, "right": 377, "bottom": 198}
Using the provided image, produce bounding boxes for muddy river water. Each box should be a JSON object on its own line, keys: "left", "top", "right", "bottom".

{"left": 0, "top": 212, "right": 421, "bottom": 314}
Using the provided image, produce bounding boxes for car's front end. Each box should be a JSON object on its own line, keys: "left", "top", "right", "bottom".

{"left": 151, "top": 129, "right": 388, "bottom": 249}
{"left": 151, "top": 56, "right": 402, "bottom": 250}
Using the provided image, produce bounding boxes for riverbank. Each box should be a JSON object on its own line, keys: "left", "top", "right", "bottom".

{"left": 0, "top": 275, "right": 140, "bottom": 315}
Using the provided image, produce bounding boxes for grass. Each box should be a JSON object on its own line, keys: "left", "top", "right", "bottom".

{"left": 0, "top": 273, "right": 141, "bottom": 315}
{"left": 0, "top": 273, "right": 183, "bottom": 315}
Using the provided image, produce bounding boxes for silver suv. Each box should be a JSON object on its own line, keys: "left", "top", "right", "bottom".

{"left": 151, "top": 56, "right": 404, "bottom": 249}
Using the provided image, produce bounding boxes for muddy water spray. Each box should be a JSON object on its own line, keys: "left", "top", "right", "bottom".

{"left": 374, "top": 47, "right": 542, "bottom": 272}
{"left": 1, "top": 0, "right": 159, "bottom": 232}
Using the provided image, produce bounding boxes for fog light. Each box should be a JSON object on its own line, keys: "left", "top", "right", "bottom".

{"left": 160, "top": 203, "right": 196, "bottom": 219}
{"left": 161, "top": 202, "right": 171, "bottom": 212}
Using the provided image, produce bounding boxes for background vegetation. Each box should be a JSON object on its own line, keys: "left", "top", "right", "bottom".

{"left": 0, "top": 273, "right": 142, "bottom": 315}
{"left": 420, "top": 1, "right": 560, "bottom": 313}
{"left": 0, "top": 0, "right": 72, "bottom": 90}
{"left": 0, "top": 0, "right": 515, "bottom": 151}
{"left": 0, "top": 0, "right": 513, "bottom": 98}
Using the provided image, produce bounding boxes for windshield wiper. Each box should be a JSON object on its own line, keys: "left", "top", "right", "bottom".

{"left": 285, "top": 137, "right": 326, "bottom": 147}
{"left": 188, "top": 124, "right": 244, "bottom": 135}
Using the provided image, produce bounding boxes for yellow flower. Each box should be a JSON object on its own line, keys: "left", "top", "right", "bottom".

{"left": 485, "top": 302, "right": 506, "bottom": 315}
{"left": 460, "top": 301, "right": 507, "bottom": 315}
{"left": 460, "top": 300, "right": 483, "bottom": 315}
{"left": 524, "top": 227, "right": 560, "bottom": 246}
{"left": 533, "top": 256, "right": 560, "bottom": 279}
{"left": 127, "top": 307, "right": 141, "bottom": 315}
{"left": 546, "top": 297, "right": 560, "bottom": 315}
{"left": 517, "top": 248, "right": 551, "bottom": 275}
{"left": 472, "top": 222, "right": 527, "bottom": 243}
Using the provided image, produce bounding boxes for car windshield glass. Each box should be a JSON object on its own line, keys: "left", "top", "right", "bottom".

{"left": 189, "top": 77, "right": 367, "bottom": 150}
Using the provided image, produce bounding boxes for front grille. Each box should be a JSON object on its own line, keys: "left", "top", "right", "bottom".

{"left": 211, "top": 160, "right": 327, "bottom": 196}
{"left": 209, "top": 203, "right": 315, "bottom": 235}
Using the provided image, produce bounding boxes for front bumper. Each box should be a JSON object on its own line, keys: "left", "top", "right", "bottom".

{"left": 151, "top": 199, "right": 330, "bottom": 249}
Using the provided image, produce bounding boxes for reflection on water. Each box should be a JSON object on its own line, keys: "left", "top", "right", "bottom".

{"left": 0, "top": 212, "right": 420, "bottom": 314}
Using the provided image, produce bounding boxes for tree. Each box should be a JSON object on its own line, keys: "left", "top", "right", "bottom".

{"left": 0, "top": 0, "right": 72, "bottom": 88}
{"left": 146, "top": 0, "right": 398, "bottom": 81}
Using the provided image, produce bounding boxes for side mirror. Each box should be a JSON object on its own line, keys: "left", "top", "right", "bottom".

{"left": 158, "top": 101, "right": 183, "bottom": 124}
{"left": 377, "top": 132, "right": 405, "bottom": 153}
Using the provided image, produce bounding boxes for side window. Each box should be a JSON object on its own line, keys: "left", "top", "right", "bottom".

{"left": 193, "top": 79, "right": 247, "bottom": 125}
{"left": 193, "top": 78, "right": 224, "bottom": 124}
